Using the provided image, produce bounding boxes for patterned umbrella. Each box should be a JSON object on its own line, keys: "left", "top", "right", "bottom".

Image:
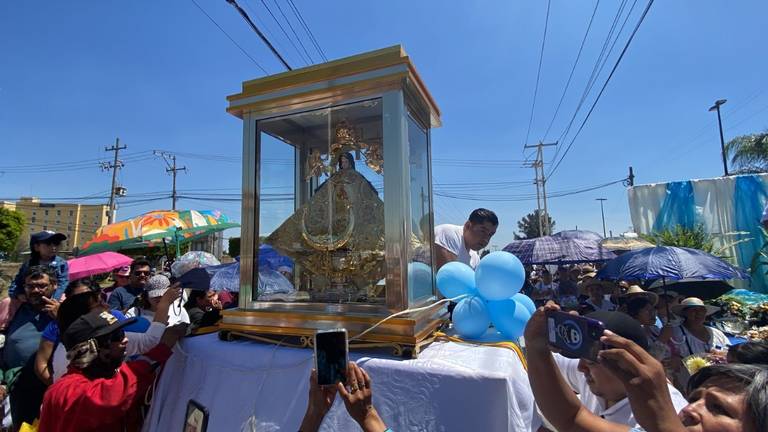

{"left": 503, "top": 231, "right": 615, "bottom": 265}
{"left": 79, "top": 210, "right": 239, "bottom": 256}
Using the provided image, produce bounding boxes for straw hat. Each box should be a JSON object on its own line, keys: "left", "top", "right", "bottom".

{"left": 579, "top": 265, "right": 598, "bottom": 279}
{"left": 671, "top": 297, "right": 720, "bottom": 316}
{"left": 621, "top": 285, "right": 658, "bottom": 306}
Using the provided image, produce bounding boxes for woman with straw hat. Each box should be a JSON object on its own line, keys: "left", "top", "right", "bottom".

{"left": 669, "top": 297, "right": 730, "bottom": 389}
{"left": 621, "top": 285, "right": 677, "bottom": 368}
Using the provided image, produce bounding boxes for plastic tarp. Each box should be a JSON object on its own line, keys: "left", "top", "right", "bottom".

{"left": 628, "top": 174, "right": 768, "bottom": 292}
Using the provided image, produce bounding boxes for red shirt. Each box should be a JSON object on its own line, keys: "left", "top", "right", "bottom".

{"left": 39, "top": 344, "right": 172, "bottom": 432}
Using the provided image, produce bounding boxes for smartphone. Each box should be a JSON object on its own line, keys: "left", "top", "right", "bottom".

{"left": 315, "top": 329, "right": 348, "bottom": 386}
{"left": 546, "top": 310, "right": 606, "bottom": 361}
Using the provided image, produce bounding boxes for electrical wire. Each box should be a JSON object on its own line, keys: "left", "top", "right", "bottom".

{"left": 547, "top": 0, "right": 656, "bottom": 179}
{"left": 542, "top": 0, "right": 601, "bottom": 140}
{"left": 272, "top": 0, "right": 315, "bottom": 64}
{"left": 189, "top": 0, "right": 269, "bottom": 74}
{"left": 523, "top": 0, "right": 552, "bottom": 147}
{"left": 226, "top": 0, "right": 292, "bottom": 70}
{"left": 286, "top": 0, "right": 327, "bottom": 62}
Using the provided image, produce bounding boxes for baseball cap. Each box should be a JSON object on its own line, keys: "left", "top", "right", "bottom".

{"left": 585, "top": 310, "right": 649, "bottom": 351}
{"left": 145, "top": 274, "right": 171, "bottom": 298}
{"left": 62, "top": 310, "right": 137, "bottom": 351}
{"left": 114, "top": 265, "right": 131, "bottom": 277}
{"left": 31, "top": 230, "right": 67, "bottom": 244}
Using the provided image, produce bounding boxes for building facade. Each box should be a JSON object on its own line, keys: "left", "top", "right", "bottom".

{"left": 8, "top": 197, "right": 109, "bottom": 252}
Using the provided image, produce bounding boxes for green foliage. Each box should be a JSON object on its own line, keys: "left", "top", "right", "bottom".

{"left": 641, "top": 224, "right": 716, "bottom": 253}
{"left": 0, "top": 208, "right": 25, "bottom": 256}
{"left": 515, "top": 210, "right": 555, "bottom": 239}
{"left": 725, "top": 131, "right": 768, "bottom": 173}
{"left": 228, "top": 237, "right": 241, "bottom": 257}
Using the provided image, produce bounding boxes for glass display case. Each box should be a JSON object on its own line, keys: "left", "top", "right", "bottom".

{"left": 220, "top": 46, "right": 444, "bottom": 354}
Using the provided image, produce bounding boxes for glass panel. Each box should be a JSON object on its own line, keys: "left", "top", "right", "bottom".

{"left": 406, "top": 114, "right": 435, "bottom": 305}
{"left": 255, "top": 99, "right": 385, "bottom": 304}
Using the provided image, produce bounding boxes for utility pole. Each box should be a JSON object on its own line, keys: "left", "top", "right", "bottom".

{"left": 596, "top": 198, "right": 607, "bottom": 238}
{"left": 154, "top": 151, "right": 187, "bottom": 210}
{"left": 524, "top": 141, "right": 557, "bottom": 236}
{"left": 627, "top": 166, "right": 635, "bottom": 187}
{"left": 708, "top": 99, "right": 729, "bottom": 177}
{"left": 102, "top": 138, "right": 126, "bottom": 224}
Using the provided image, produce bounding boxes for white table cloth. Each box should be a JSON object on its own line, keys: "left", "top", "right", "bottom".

{"left": 143, "top": 334, "right": 539, "bottom": 431}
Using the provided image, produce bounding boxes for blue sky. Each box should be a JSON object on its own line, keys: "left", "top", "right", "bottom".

{"left": 1, "top": 0, "right": 767, "bottom": 247}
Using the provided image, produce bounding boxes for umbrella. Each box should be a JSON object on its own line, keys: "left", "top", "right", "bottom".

{"left": 171, "top": 251, "right": 220, "bottom": 277}
{"left": 207, "top": 261, "right": 240, "bottom": 292}
{"left": 79, "top": 209, "right": 239, "bottom": 255}
{"left": 503, "top": 232, "right": 615, "bottom": 265}
{"left": 596, "top": 246, "right": 749, "bottom": 282}
{"left": 67, "top": 252, "right": 133, "bottom": 280}
{"left": 600, "top": 237, "right": 655, "bottom": 252}
{"left": 258, "top": 245, "right": 293, "bottom": 270}
{"left": 647, "top": 279, "right": 736, "bottom": 300}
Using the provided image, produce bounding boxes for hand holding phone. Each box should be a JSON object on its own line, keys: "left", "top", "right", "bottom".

{"left": 315, "top": 329, "right": 349, "bottom": 386}
{"left": 546, "top": 310, "right": 606, "bottom": 360}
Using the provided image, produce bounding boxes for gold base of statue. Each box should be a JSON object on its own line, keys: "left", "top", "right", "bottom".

{"left": 218, "top": 303, "right": 447, "bottom": 358}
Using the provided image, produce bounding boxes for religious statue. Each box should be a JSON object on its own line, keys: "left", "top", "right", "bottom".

{"left": 266, "top": 152, "right": 385, "bottom": 302}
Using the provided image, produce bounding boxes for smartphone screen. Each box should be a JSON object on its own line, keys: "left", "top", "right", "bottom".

{"left": 546, "top": 310, "right": 605, "bottom": 360}
{"left": 315, "top": 329, "right": 348, "bottom": 386}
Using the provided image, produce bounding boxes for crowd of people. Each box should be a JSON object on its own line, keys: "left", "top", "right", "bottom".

{"left": 0, "top": 231, "right": 229, "bottom": 431}
{"left": 0, "top": 219, "right": 765, "bottom": 431}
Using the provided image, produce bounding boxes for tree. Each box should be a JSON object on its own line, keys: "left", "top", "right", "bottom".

{"left": 0, "top": 208, "right": 25, "bottom": 256}
{"left": 515, "top": 210, "right": 555, "bottom": 239}
{"left": 228, "top": 237, "right": 241, "bottom": 258}
{"left": 725, "top": 130, "right": 768, "bottom": 174}
{"left": 640, "top": 224, "right": 747, "bottom": 260}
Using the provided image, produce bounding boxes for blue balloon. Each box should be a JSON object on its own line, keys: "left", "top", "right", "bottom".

{"left": 408, "top": 262, "right": 434, "bottom": 302}
{"left": 487, "top": 298, "right": 532, "bottom": 340}
{"left": 475, "top": 251, "right": 525, "bottom": 301}
{"left": 512, "top": 293, "right": 536, "bottom": 316}
{"left": 436, "top": 261, "right": 477, "bottom": 300}
{"left": 452, "top": 296, "right": 491, "bottom": 339}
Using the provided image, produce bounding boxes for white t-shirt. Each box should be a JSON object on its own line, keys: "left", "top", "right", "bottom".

{"left": 553, "top": 354, "right": 689, "bottom": 427}
{"left": 434, "top": 224, "right": 480, "bottom": 269}
{"left": 671, "top": 325, "right": 730, "bottom": 358}
{"left": 125, "top": 302, "right": 190, "bottom": 327}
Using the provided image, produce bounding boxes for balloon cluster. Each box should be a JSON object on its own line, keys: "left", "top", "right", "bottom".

{"left": 436, "top": 252, "right": 534, "bottom": 340}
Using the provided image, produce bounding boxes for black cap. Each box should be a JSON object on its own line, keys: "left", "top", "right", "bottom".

{"left": 62, "top": 310, "right": 137, "bottom": 351}
{"left": 30, "top": 230, "right": 67, "bottom": 244}
{"left": 177, "top": 267, "right": 211, "bottom": 290}
{"left": 586, "top": 310, "right": 649, "bottom": 351}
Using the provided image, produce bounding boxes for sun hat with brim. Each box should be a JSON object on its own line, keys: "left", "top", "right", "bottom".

{"left": 621, "top": 285, "right": 658, "bottom": 306}
{"left": 671, "top": 297, "right": 720, "bottom": 316}
{"left": 62, "top": 310, "right": 137, "bottom": 351}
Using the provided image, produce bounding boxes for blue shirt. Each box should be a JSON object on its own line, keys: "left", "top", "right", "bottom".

{"left": 3, "top": 303, "right": 54, "bottom": 370}
{"left": 106, "top": 285, "right": 145, "bottom": 311}
{"left": 9, "top": 256, "right": 69, "bottom": 300}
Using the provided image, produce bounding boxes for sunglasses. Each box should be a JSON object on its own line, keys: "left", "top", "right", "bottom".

{"left": 133, "top": 271, "right": 150, "bottom": 276}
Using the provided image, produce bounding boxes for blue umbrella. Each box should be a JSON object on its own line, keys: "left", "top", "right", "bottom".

{"left": 207, "top": 261, "right": 240, "bottom": 292}
{"left": 596, "top": 246, "right": 749, "bottom": 282}
{"left": 503, "top": 232, "right": 615, "bottom": 265}
{"left": 552, "top": 230, "right": 604, "bottom": 243}
{"left": 258, "top": 245, "right": 293, "bottom": 271}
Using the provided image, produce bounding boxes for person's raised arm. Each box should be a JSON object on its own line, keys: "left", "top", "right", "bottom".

{"left": 337, "top": 363, "right": 387, "bottom": 432}
{"left": 598, "top": 332, "right": 686, "bottom": 432}
{"left": 34, "top": 339, "right": 55, "bottom": 385}
{"left": 298, "top": 369, "right": 338, "bottom": 432}
{"left": 524, "top": 302, "right": 630, "bottom": 432}
{"left": 154, "top": 283, "right": 182, "bottom": 325}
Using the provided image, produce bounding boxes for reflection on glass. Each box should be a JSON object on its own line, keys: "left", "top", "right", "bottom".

{"left": 407, "top": 115, "right": 435, "bottom": 305}
{"left": 256, "top": 99, "right": 385, "bottom": 304}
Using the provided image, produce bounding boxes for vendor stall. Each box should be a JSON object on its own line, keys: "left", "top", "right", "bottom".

{"left": 143, "top": 334, "right": 538, "bottom": 431}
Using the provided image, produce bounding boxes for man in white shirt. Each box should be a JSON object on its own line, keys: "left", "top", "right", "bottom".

{"left": 526, "top": 307, "right": 689, "bottom": 431}
{"left": 434, "top": 208, "right": 498, "bottom": 270}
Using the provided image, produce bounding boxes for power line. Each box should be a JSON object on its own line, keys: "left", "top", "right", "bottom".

{"left": 272, "top": 0, "right": 315, "bottom": 64}
{"left": 255, "top": 0, "right": 309, "bottom": 65}
{"left": 523, "top": 0, "right": 552, "bottom": 147}
{"left": 542, "top": 0, "right": 601, "bottom": 140}
{"left": 189, "top": 0, "right": 269, "bottom": 75}
{"left": 226, "top": 0, "right": 292, "bottom": 70}
{"left": 286, "top": 0, "right": 327, "bottom": 62}
{"left": 548, "top": 0, "right": 656, "bottom": 179}
{"left": 435, "top": 179, "right": 626, "bottom": 202}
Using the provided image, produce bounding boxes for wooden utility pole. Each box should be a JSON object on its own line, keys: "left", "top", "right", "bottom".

{"left": 154, "top": 151, "right": 187, "bottom": 210}
{"left": 524, "top": 141, "right": 557, "bottom": 236}
{"left": 102, "top": 138, "right": 126, "bottom": 224}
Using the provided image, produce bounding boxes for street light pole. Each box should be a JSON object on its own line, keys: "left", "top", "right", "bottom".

{"left": 708, "top": 99, "right": 729, "bottom": 176}
{"left": 596, "top": 198, "right": 607, "bottom": 238}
